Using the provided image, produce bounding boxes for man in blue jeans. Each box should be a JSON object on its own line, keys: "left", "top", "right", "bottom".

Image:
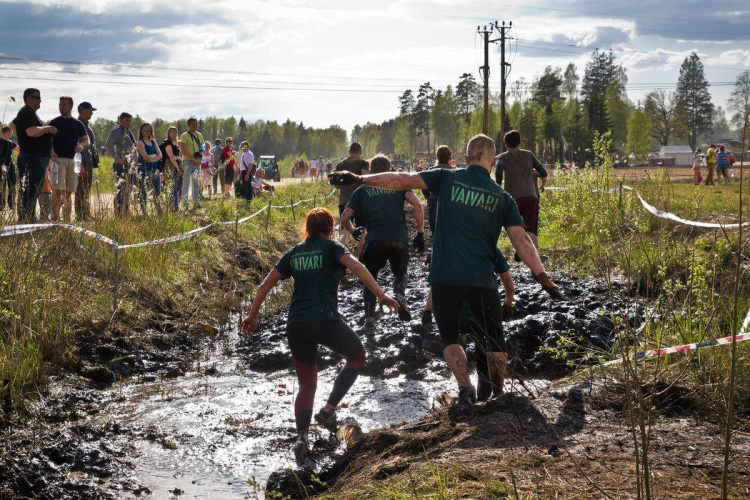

{"left": 13, "top": 88, "right": 56, "bottom": 222}
{"left": 105, "top": 112, "right": 135, "bottom": 215}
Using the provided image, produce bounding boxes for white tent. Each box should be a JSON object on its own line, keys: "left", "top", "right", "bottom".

{"left": 659, "top": 145, "right": 693, "bottom": 166}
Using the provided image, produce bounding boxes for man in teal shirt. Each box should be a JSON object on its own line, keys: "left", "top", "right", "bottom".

{"left": 330, "top": 134, "right": 563, "bottom": 407}
{"left": 341, "top": 154, "right": 425, "bottom": 329}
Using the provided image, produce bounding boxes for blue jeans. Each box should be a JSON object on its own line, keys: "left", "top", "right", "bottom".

{"left": 181, "top": 160, "right": 200, "bottom": 208}
{"left": 17, "top": 153, "right": 49, "bottom": 222}
{"left": 139, "top": 168, "right": 162, "bottom": 213}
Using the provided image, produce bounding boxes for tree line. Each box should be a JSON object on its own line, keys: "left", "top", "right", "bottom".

{"left": 84, "top": 50, "right": 748, "bottom": 165}
{"left": 90, "top": 117, "right": 349, "bottom": 160}
{"left": 353, "top": 51, "right": 748, "bottom": 164}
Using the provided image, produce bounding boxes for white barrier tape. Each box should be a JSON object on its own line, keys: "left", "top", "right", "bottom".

{"left": 1, "top": 222, "right": 117, "bottom": 245}
{"left": 1, "top": 223, "right": 57, "bottom": 236}
{"left": 118, "top": 223, "right": 216, "bottom": 249}
{"left": 603, "top": 307, "right": 750, "bottom": 367}
{"left": 57, "top": 224, "right": 117, "bottom": 246}
{"left": 547, "top": 183, "right": 748, "bottom": 229}
{"left": 631, "top": 189, "right": 750, "bottom": 229}
{"left": 215, "top": 205, "right": 268, "bottom": 226}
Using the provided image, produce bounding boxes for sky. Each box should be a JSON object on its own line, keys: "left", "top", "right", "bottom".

{"left": 1, "top": 0, "right": 748, "bottom": 134}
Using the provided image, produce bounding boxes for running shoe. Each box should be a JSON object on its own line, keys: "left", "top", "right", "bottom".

{"left": 476, "top": 377, "right": 492, "bottom": 402}
{"left": 359, "top": 316, "right": 376, "bottom": 333}
{"left": 420, "top": 309, "right": 433, "bottom": 328}
{"left": 293, "top": 434, "right": 309, "bottom": 464}
{"left": 395, "top": 297, "right": 412, "bottom": 322}
{"left": 314, "top": 407, "right": 338, "bottom": 433}
{"left": 456, "top": 385, "right": 477, "bottom": 407}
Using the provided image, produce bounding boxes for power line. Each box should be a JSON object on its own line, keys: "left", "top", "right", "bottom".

{"left": 0, "top": 64, "right": 440, "bottom": 91}
{"left": 0, "top": 74, "right": 406, "bottom": 94}
{"left": 464, "top": 1, "right": 750, "bottom": 27}
{"left": 514, "top": 41, "right": 749, "bottom": 71}
{"left": 0, "top": 54, "right": 458, "bottom": 87}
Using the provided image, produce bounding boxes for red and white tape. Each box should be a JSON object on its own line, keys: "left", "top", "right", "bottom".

{"left": 603, "top": 307, "right": 750, "bottom": 366}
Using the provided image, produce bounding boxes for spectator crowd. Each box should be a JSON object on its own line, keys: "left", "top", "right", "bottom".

{"left": 0, "top": 88, "right": 330, "bottom": 223}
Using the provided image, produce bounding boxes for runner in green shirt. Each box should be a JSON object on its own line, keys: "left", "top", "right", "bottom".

{"left": 341, "top": 154, "right": 425, "bottom": 328}
{"left": 329, "top": 134, "right": 563, "bottom": 408}
{"left": 241, "top": 208, "right": 399, "bottom": 463}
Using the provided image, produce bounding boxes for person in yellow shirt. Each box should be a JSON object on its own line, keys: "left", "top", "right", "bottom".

{"left": 704, "top": 144, "right": 716, "bottom": 186}
{"left": 178, "top": 117, "right": 204, "bottom": 209}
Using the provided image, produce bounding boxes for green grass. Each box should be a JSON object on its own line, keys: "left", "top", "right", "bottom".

{"left": 529, "top": 159, "right": 750, "bottom": 414}
{"left": 0, "top": 180, "right": 337, "bottom": 414}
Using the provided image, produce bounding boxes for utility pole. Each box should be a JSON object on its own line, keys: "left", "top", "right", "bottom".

{"left": 477, "top": 22, "right": 512, "bottom": 139}
{"left": 477, "top": 24, "right": 494, "bottom": 135}
{"left": 499, "top": 21, "right": 512, "bottom": 151}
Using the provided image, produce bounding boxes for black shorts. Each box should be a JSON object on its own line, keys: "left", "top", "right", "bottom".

{"left": 432, "top": 283, "right": 507, "bottom": 352}
{"left": 360, "top": 240, "right": 409, "bottom": 278}
{"left": 286, "top": 319, "right": 364, "bottom": 366}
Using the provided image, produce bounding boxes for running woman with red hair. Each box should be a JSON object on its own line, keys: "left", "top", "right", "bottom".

{"left": 241, "top": 207, "right": 399, "bottom": 463}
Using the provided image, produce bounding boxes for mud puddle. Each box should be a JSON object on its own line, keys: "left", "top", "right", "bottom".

{"left": 2, "top": 245, "right": 640, "bottom": 499}
{"left": 98, "top": 330, "right": 534, "bottom": 498}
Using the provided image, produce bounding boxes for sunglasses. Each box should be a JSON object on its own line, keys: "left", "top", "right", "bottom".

{"left": 30, "top": 95, "right": 41, "bottom": 100}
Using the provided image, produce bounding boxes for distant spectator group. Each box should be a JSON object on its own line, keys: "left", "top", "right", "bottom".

{"left": 0, "top": 87, "right": 296, "bottom": 223}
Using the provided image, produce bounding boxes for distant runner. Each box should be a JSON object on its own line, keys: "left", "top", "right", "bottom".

{"left": 330, "top": 134, "right": 563, "bottom": 408}
{"left": 716, "top": 145, "right": 730, "bottom": 186}
{"left": 495, "top": 130, "right": 547, "bottom": 261}
{"left": 334, "top": 142, "right": 369, "bottom": 244}
{"left": 341, "top": 154, "right": 425, "bottom": 330}
{"left": 241, "top": 208, "right": 399, "bottom": 463}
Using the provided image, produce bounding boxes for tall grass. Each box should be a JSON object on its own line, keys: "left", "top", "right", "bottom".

{"left": 0, "top": 180, "right": 336, "bottom": 415}
{"left": 528, "top": 135, "right": 749, "bottom": 498}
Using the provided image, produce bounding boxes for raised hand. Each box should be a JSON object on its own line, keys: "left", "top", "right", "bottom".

{"left": 328, "top": 171, "right": 362, "bottom": 186}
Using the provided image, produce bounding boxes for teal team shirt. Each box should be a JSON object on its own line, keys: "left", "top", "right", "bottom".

{"left": 419, "top": 165, "right": 524, "bottom": 290}
{"left": 345, "top": 186, "right": 409, "bottom": 245}
{"left": 275, "top": 236, "right": 350, "bottom": 323}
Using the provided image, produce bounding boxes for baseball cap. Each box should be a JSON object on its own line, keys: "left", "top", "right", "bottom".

{"left": 78, "top": 101, "right": 97, "bottom": 111}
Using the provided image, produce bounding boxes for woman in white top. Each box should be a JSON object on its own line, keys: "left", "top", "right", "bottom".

{"left": 238, "top": 141, "right": 255, "bottom": 200}
{"left": 200, "top": 141, "right": 215, "bottom": 199}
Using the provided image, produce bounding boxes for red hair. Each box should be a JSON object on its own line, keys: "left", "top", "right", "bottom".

{"left": 302, "top": 207, "right": 335, "bottom": 239}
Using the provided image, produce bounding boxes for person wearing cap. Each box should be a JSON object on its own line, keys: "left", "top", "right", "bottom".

{"left": 210, "top": 138, "right": 223, "bottom": 195}
{"left": 75, "top": 101, "right": 98, "bottom": 220}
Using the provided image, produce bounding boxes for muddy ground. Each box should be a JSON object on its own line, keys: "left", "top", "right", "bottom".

{"left": 1, "top": 240, "right": 745, "bottom": 499}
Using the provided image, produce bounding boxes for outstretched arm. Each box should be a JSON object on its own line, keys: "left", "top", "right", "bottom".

{"left": 506, "top": 225, "right": 563, "bottom": 299}
{"left": 340, "top": 207, "right": 356, "bottom": 234}
{"left": 405, "top": 191, "right": 424, "bottom": 234}
{"left": 340, "top": 254, "right": 399, "bottom": 312}
{"left": 241, "top": 268, "right": 284, "bottom": 333}
{"left": 331, "top": 170, "right": 428, "bottom": 191}
{"left": 362, "top": 172, "right": 427, "bottom": 190}
{"left": 506, "top": 225, "right": 544, "bottom": 275}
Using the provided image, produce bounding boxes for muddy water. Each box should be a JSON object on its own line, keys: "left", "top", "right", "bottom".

{"left": 101, "top": 333, "right": 468, "bottom": 498}
{"left": 94, "top": 254, "right": 635, "bottom": 498}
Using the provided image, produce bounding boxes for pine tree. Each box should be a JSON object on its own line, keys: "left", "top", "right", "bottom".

{"left": 531, "top": 66, "right": 563, "bottom": 113}
{"left": 414, "top": 82, "right": 434, "bottom": 154}
{"left": 580, "top": 50, "right": 625, "bottom": 135}
{"left": 674, "top": 52, "right": 714, "bottom": 150}
{"left": 456, "top": 73, "right": 479, "bottom": 122}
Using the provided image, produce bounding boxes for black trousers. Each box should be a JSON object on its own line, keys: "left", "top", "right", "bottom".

{"left": 432, "top": 283, "right": 507, "bottom": 352}
{"left": 17, "top": 153, "right": 48, "bottom": 222}
{"left": 287, "top": 320, "right": 366, "bottom": 434}
{"left": 360, "top": 240, "right": 409, "bottom": 317}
